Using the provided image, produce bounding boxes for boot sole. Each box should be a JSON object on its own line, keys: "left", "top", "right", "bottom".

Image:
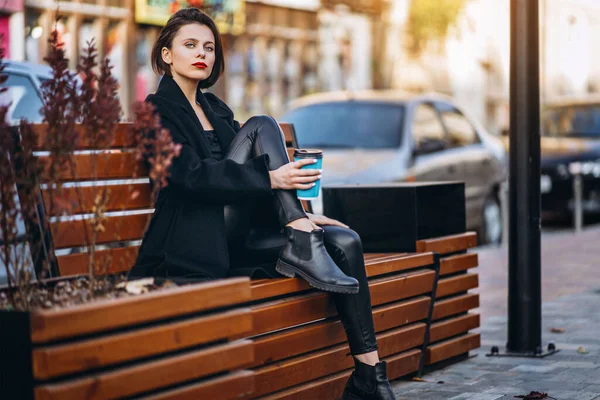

{"left": 275, "top": 259, "right": 359, "bottom": 295}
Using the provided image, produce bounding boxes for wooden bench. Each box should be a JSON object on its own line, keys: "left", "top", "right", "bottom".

{"left": 14, "top": 122, "right": 480, "bottom": 399}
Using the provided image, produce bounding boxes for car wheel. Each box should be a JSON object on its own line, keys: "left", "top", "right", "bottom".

{"left": 480, "top": 194, "right": 502, "bottom": 245}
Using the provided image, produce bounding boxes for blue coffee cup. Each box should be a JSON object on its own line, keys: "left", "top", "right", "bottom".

{"left": 293, "top": 149, "right": 323, "bottom": 200}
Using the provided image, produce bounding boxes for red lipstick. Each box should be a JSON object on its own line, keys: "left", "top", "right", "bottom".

{"left": 193, "top": 62, "right": 207, "bottom": 69}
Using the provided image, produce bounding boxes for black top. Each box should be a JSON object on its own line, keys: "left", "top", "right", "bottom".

{"left": 204, "top": 130, "right": 223, "bottom": 160}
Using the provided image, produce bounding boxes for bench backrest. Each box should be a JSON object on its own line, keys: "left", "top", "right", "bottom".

{"left": 28, "top": 122, "right": 303, "bottom": 278}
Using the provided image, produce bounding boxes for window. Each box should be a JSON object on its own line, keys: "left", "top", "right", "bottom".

{"left": 543, "top": 106, "right": 600, "bottom": 138}
{"left": 283, "top": 102, "right": 404, "bottom": 149}
{"left": 439, "top": 107, "right": 479, "bottom": 147}
{"left": 0, "top": 73, "right": 44, "bottom": 124}
{"left": 412, "top": 103, "right": 446, "bottom": 150}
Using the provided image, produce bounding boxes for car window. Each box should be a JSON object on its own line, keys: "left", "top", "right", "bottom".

{"left": 412, "top": 103, "right": 446, "bottom": 150}
{"left": 439, "top": 107, "right": 479, "bottom": 147}
{"left": 0, "top": 73, "right": 44, "bottom": 124}
{"left": 282, "top": 102, "right": 404, "bottom": 149}
{"left": 543, "top": 105, "right": 600, "bottom": 138}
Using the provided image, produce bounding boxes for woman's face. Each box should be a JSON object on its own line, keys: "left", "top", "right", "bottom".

{"left": 162, "top": 23, "right": 216, "bottom": 83}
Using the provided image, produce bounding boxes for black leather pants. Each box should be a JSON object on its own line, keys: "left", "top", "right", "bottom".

{"left": 224, "top": 116, "right": 378, "bottom": 355}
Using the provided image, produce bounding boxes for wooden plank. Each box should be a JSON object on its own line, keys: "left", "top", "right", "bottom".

{"left": 426, "top": 333, "right": 481, "bottom": 365}
{"left": 429, "top": 313, "right": 480, "bottom": 343}
{"left": 432, "top": 293, "right": 479, "bottom": 321}
{"left": 435, "top": 273, "right": 479, "bottom": 298}
{"left": 252, "top": 304, "right": 426, "bottom": 367}
{"left": 279, "top": 122, "right": 294, "bottom": 145}
{"left": 286, "top": 148, "right": 295, "bottom": 161}
{"left": 57, "top": 245, "right": 138, "bottom": 276}
{"left": 29, "top": 277, "right": 251, "bottom": 343}
{"left": 140, "top": 370, "right": 255, "bottom": 400}
{"left": 416, "top": 232, "right": 478, "bottom": 254}
{"left": 250, "top": 253, "right": 434, "bottom": 301}
{"left": 32, "top": 123, "right": 136, "bottom": 150}
{"left": 260, "top": 349, "right": 421, "bottom": 400}
{"left": 38, "top": 152, "right": 146, "bottom": 181}
{"left": 440, "top": 253, "right": 479, "bottom": 276}
{"left": 51, "top": 213, "right": 150, "bottom": 249}
{"left": 251, "top": 270, "right": 435, "bottom": 336}
{"left": 34, "top": 339, "right": 254, "bottom": 400}
{"left": 250, "top": 325, "right": 425, "bottom": 398}
{"left": 43, "top": 182, "right": 152, "bottom": 216}
{"left": 32, "top": 308, "right": 253, "bottom": 379}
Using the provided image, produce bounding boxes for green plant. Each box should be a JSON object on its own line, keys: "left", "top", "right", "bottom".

{"left": 407, "top": 0, "right": 467, "bottom": 55}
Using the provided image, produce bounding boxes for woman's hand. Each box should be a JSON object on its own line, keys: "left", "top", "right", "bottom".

{"left": 269, "top": 159, "right": 321, "bottom": 190}
{"left": 307, "top": 213, "right": 349, "bottom": 229}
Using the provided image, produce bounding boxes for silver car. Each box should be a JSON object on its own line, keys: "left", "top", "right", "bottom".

{"left": 282, "top": 90, "right": 508, "bottom": 244}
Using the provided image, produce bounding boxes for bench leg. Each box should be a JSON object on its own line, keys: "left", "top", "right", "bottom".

{"left": 417, "top": 253, "right": 440, "bottom": 377}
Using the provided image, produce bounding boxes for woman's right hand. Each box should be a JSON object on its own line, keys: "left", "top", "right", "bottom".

{"left": 269, "top": 159, "right": 321, "bottom": 190}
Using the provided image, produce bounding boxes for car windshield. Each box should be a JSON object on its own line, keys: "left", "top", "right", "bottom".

{"left": 543, "top": 105, "right": 600, "bottom": 138}
{"left": 282, "top": 102, "right": 404, "bottom": 149}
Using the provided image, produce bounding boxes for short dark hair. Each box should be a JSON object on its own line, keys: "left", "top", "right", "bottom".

{"left": 151, "top": 8, "right": 225, "bottom": 89}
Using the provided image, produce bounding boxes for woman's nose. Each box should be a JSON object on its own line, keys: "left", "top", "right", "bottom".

{"left": 197, "top": 49, "right": 205, "bottom": 58}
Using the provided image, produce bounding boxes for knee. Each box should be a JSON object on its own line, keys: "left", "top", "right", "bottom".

{"left": 246, "top": 115, "right": 279, "bottom": 131}
{"left": 324, "top": 226, "right": 363, "bottom": 258}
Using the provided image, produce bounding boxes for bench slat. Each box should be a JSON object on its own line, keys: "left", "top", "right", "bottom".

{"left": 250, "top": 252, "right": 434, "bottom": 301}
{"left": 250, "top": 325, "right": 425, "bottom": 398}
{"left": 32, "top": 124, "right": 136, "bottom": 151}
{"left": 429, "top": 313, "right": 480, "bottom": 343}
{"left": 252, "top": 297, "right": 429, "bottom": 367}
{"left": 426, "top": 332, "right": 481, "bottom": 365}
{"left": 57, "top": 245, "right": 137, "bottom": 276}
{"left": 32, "top": 308, "right": 253, "bottom": 380}
{"left": 43, "top": 182, "right": 152, "bottom": 216}
{"left": 415, "top": 232, "right": 477, "bottom": 254}
{"left": 251, "top": 270, "right": 436, "bottom": 336}
{"left": 260, "top": 349, "right": 422, "bottom": 400}
{"left": 38, "top": 152, "right": 146, "bottom": 181}
{"left": 435, "top": 273, "right": 479, "bottom": 298}
{"left": 440, "top": 253, "right": 479, "bottom": 276}
{"left": 29, "top": 278, "right": 251, "bottom": 343}
{"left": 140, "top": 370, "right": 255, "bottom": 400}
{"left": 432, "top": 293, "right": 479, "bottom": 321}
{"left": 51, "top": 213, "right": 150, "bottom": 249}
{"left": 34, "top": 339, "right": 254, "bottom": 400}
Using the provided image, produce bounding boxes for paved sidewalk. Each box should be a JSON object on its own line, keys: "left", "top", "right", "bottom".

{"left": 391, "top": 226, "right": 600, "bottom": 400}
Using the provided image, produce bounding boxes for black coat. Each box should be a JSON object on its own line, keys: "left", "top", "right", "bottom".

{"left": 129, "top": 75, "right": 272, "bottom": 280}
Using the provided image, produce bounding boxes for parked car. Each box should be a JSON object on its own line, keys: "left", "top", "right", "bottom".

{"left": 281, "top": 90, "right": 508, "bottom": 244}
{"left": 1, "top": 60, "right": 53, "bottom": 124}
{"left": 501, "top": 96, "right": 600, "bottom": 217}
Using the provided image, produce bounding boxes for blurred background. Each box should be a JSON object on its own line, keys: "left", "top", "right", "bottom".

{"left": 2, "top": 0, "right": 600, "bottom": 238}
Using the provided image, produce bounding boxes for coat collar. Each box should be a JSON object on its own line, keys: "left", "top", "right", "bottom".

{"left": 155, "top": 75, "right": 235, "bottom": 151}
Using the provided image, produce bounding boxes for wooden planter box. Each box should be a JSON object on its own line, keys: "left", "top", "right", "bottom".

{"left": 0, "top": 277, "right": 255, "bottom": 400}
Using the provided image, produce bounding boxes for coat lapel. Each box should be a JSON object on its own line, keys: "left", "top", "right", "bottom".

{"left": 155, "top": 76, "right": 211, "bottom": 156}
{"left": 196, "top": 90, "right": 236, "bottom": 151}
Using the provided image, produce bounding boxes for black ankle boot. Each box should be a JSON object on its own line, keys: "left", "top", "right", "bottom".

{"left": 342, "top": 358, "right": 396, "bottom": 400}
{"left": 276, "top": 227, "right": 359, "bottom": 294}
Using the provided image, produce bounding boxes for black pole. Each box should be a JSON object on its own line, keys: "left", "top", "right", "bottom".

{"left": 507, "top": 0, "right": 542, "bottom": 354}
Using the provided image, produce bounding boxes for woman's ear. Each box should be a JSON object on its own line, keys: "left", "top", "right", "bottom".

{"left": 161, "top": 47, "right": 172, "bottom": 65}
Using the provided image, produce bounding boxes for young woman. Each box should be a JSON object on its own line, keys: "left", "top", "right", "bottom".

{"left": 128, "top": 8, "right": 397, "bottom": 400}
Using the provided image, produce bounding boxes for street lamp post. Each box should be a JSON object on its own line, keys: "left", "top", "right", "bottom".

{"left": 488, "top": 0, "right": 558, "bottom": 359}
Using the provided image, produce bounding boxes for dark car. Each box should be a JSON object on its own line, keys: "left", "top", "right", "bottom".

{"left": 539, "top": 96, "right": 600, "bottom": 215}
{"left": 281, "top": 90, "right": 508, "bottom": 244}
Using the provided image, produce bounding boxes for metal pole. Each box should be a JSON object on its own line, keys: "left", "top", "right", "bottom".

{"left": 501, "top": 181, "right": 509, "bottom": 246}
{"left": 573, "top": 173, "right": 583, "bottom": 233}
{"left": 507, "top": 0, "right": 542, "bottom": 355}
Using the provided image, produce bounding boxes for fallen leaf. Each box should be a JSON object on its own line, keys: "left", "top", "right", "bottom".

{"left": 437, "top": 381, "right": 445, "bottom": 384}
{"left": 577, "top": 346, "right": 590, "bottom": 354}
{"left": 514, "top": 391, "right": 555, "bottom": 399}
{"left": 550, "top": 327, "right": 565, "bottom": 333}
{"left": 411, "top": 377, "right": 426, "bottom": 382}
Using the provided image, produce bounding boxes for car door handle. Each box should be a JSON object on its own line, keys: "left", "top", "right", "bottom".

{"left": 448, "top": 165, "right": 457, "bottom": 174}
{"left": 482, "top": 158, "right": 491, "bottom": 166}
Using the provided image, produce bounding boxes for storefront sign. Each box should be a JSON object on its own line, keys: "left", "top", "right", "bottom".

{"left": 135, "top": 0, "right": 245, "bottom": 34}
{"left": 0, "top": 0, "right": 24, "bottom": 13}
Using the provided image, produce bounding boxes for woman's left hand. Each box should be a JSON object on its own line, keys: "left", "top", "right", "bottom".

{"left": 306, "top": 213, "right": 349, "bottom": 229}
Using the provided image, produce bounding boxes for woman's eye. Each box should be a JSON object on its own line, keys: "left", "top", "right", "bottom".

{"left": 205, "top": 46, "right": 214, "bottom": 52}
{"left": 185, "top": 43, "right": 195, "bottom": 48}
